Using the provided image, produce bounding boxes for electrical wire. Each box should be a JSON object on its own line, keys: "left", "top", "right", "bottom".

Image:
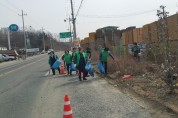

{"left": 0, "top": 0, "right": 47, "bottom": 31}
{"left": 79, "top": 9, "right": 157, "bottom": 19}
{"left": 0, "top": 2, "right": 19, "bottom": 14}
{"left": 75, "top": 0, "right": 84, "bottom": 18}
{"left": 6, "top": 0, "right": 21, "bottom": 11}
{"left": 65, "top": 0, "right": 69, "bottom": 18}
{"left": 26, "top": 16, "right": 43, "bottom": 28}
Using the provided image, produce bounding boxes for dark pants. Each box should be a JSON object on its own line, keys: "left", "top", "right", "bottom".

{"left": 78, "top": 69, "right": 87, "bottom": 80}
{"left": 102, "top": 61, "right": 107, "bottom": 74}
{"left": 66, "top": 64, "right": 72, "bottom": 75}
{"left": 133, "top": 53, "right": 140, "bottom": 61}
{"left": 52, "top": 67, "right": 60, "bottom": 75}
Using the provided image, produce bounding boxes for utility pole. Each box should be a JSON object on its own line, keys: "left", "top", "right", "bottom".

{"left": 68, "top": 16, "right": 72, "bottom": 42}
{"left": 19, "top": 10, "right": 27, "bottom": 58}
{"left": 42, "top": 27, "right": 46, "bottom": 51}
{"left": 70, "top": 0, "right": 77, "bottom": 40}
{"left": 7, "top": 28, "right": 11, "bottom": 50}
{"left": 50, "top": 38, "right": 52, "bottom": 49}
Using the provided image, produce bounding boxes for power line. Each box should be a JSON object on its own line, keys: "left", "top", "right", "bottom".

{"left": 5, "top": 0, "right": 21, "bottom": 11}
{"left": 18, "top": 10, "right": 27, "bottom": 58}
{"left": 0, "top": 2, "right": 19, "bottom": 14}
{"left": 79, "top": 9, "right": 157, "bottom": 18}
{"left": 75, "top": 0, "right": 84, "bottom": 18}
{"left": 0, "top": 0, "right": 45, "bottom": 31}
{"left": 26, "top": 16, "right": 43, "bottom": 28}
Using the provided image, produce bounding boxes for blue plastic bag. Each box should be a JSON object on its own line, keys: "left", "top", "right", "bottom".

{"left": 97, "top": 61, "right": 105, "bottom": 75}
{"left": 69, "top": 63, "right": 76, "bottom": 71}
{"left": 85, "top": 62, "right": 94, "bottom": 77}
{"left": 52, "top": 60, "right": 61, "bottom": 69}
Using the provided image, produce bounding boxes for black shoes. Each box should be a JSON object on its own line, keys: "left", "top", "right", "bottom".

{"left": 83, "top": 78, "right": 87, "bottom": 80}
{"left": 79, "top": 77, "right": 87, "bottom": 81}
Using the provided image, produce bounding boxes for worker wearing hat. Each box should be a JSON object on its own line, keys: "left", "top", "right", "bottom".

{"left": 48, "top": 51, "right": 60, "bottom": 75}
{"left": 99, "top": 47, "right": 114, "bottom": 74}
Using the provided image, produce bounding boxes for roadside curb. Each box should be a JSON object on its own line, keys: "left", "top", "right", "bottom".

{"left": 93, "top": 67, "right": 178, "bottom": 115}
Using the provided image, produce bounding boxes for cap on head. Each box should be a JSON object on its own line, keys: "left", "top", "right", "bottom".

{"left": 133, "top": 42, "right": 137, "bottom": 45}
{"left": 104, "top": 47, "right": 109, "bottom": 51}
{"left": 65, "top": 50, "right": 69, "bottom": 53}
{"left": 86, "top": 47, "right": 91, "bottom": 51}
{"left": 50, "top": 50, "right": 54, "bottom": 54}
{"left": 73, "top": 47, "right": 76, "bottom": 50}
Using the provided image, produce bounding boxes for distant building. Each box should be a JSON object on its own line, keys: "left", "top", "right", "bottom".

{"left": 0, "top": 47, "right": 8, "bottom": 51}
{"left": 0, "top": 27, "right": 8, "bottom": 34}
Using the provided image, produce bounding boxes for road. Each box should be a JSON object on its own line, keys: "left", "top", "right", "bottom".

{"left": 0, "top": 52, "right": 174, "bottom": 118}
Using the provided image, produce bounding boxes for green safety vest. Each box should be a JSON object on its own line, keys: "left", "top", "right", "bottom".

{"left": 72, "top": 52, "right": 77, "bottom": 64}
{"left": 76, "top": 52, "right": 87, "bottom": 66}
{"left": 64, "top": 54, "right": 72, "bottom": 64}
{"left": 48, "top": 54, "right": 58, "bottom": 65}
{"left": 101, "top": 50, "right": 110, "bottom": 62}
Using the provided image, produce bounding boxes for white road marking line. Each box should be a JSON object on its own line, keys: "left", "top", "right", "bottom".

{"left": 45, "top": 71, "right": 49, "bottom": 76}
{"left": 45, "top": 70, "right": 52, "bottom": 76}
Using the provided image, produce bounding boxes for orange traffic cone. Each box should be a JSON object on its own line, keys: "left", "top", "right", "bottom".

{"left": 63, "top": 95, "right": 74, "bottom": 118}
{"left": 60, "top": 64, "right": 67, "bottom": 74}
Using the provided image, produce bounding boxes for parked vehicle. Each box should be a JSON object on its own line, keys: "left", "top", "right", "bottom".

{"left": 2, "top": 54, "right": 16, "bottom": 61}
{"left": 0, "top": 54, "right": 4, "bottom": 62}
{"left": 41, "top": 50, "right": 46, "bottom": 54}
{"left": 26, "top": 48, "right": 39, "bottom": 56}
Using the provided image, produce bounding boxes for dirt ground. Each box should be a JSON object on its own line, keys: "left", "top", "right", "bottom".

{"left": 116, "top": 73, "right": 178, "bottom": 109}
{"left": 93, "top": 60, "right": 178, "bottom": 117}
{"left": 92, "top": 49, "right": 178, "bottom": 116}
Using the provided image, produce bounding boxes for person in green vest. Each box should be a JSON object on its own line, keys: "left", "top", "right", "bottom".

{"left": 48, "top": 51, "right": 60, "bottom": 75}
{"left": 63, "top": 50, "right": 72, "bottom": 75}
{"left": 75, "top": 47, "right": 88, "bottom": 81}
{"left": 84, "top": 47, "right": 92, "bottom": 77}
{"left": 71, "top": 47, "right": 77, "bottom": 64}
{"left": 61, "top": 53, "right": 66, "bottom": 69}
{"left": 131, "top": 42, "right": 140, "bottom": 61}
{"left": 86, "top": 47, "right": 91, "bottom": 60}
{"left": 71, "top": 47, "right": 78, "bottom": 74}
{"left": 99, "top": 47, "right": 115, "bottom": 74}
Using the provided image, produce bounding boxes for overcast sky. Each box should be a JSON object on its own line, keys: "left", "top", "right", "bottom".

{"left": 1, "top": 0, "right": 178, "bottom": 40}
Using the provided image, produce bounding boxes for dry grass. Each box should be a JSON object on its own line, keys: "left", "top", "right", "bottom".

{"left": 110, "top": 55, "right": 147, "bottom": 76}
{"left": 92, "top": 50, "right": 147, "bottom": 76}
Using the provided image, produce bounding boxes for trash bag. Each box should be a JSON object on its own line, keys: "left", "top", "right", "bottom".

{"left": 122, "top": 75, "right": 132, "bottom": 80}
{"left": 85, "top": 62, "right": 94, "bottom": 77}
{"left": 97, "top": 61, "right": 105, "bottom": 75}
{"left": 69, "top": 63, "right": 76, "bottom": 71}
{"left": 52, "top": 60, "right": 61, "bottom": 69}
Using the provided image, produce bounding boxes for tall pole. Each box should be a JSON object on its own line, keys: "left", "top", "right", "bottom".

{"left": 70, "top": 0, "right": 77, "bottom": 40}
{"left": 7, "top": 29, "right": 11, "bottom": 50}
{"left": 69, "top": 16, "right": 72, "bottom": 42}
{"left": 50, "top": 38, "right": 52, "bottom": 49}
{"left": 19, "top": 10, "right": 27, "bottom": 58}
{"left": 42, "top": 27, "right": 45, "bottom": 51}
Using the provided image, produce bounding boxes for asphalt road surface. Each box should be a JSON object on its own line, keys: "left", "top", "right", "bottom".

{"left": 0, "top": 52, "right": 175, "bottom": 118}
